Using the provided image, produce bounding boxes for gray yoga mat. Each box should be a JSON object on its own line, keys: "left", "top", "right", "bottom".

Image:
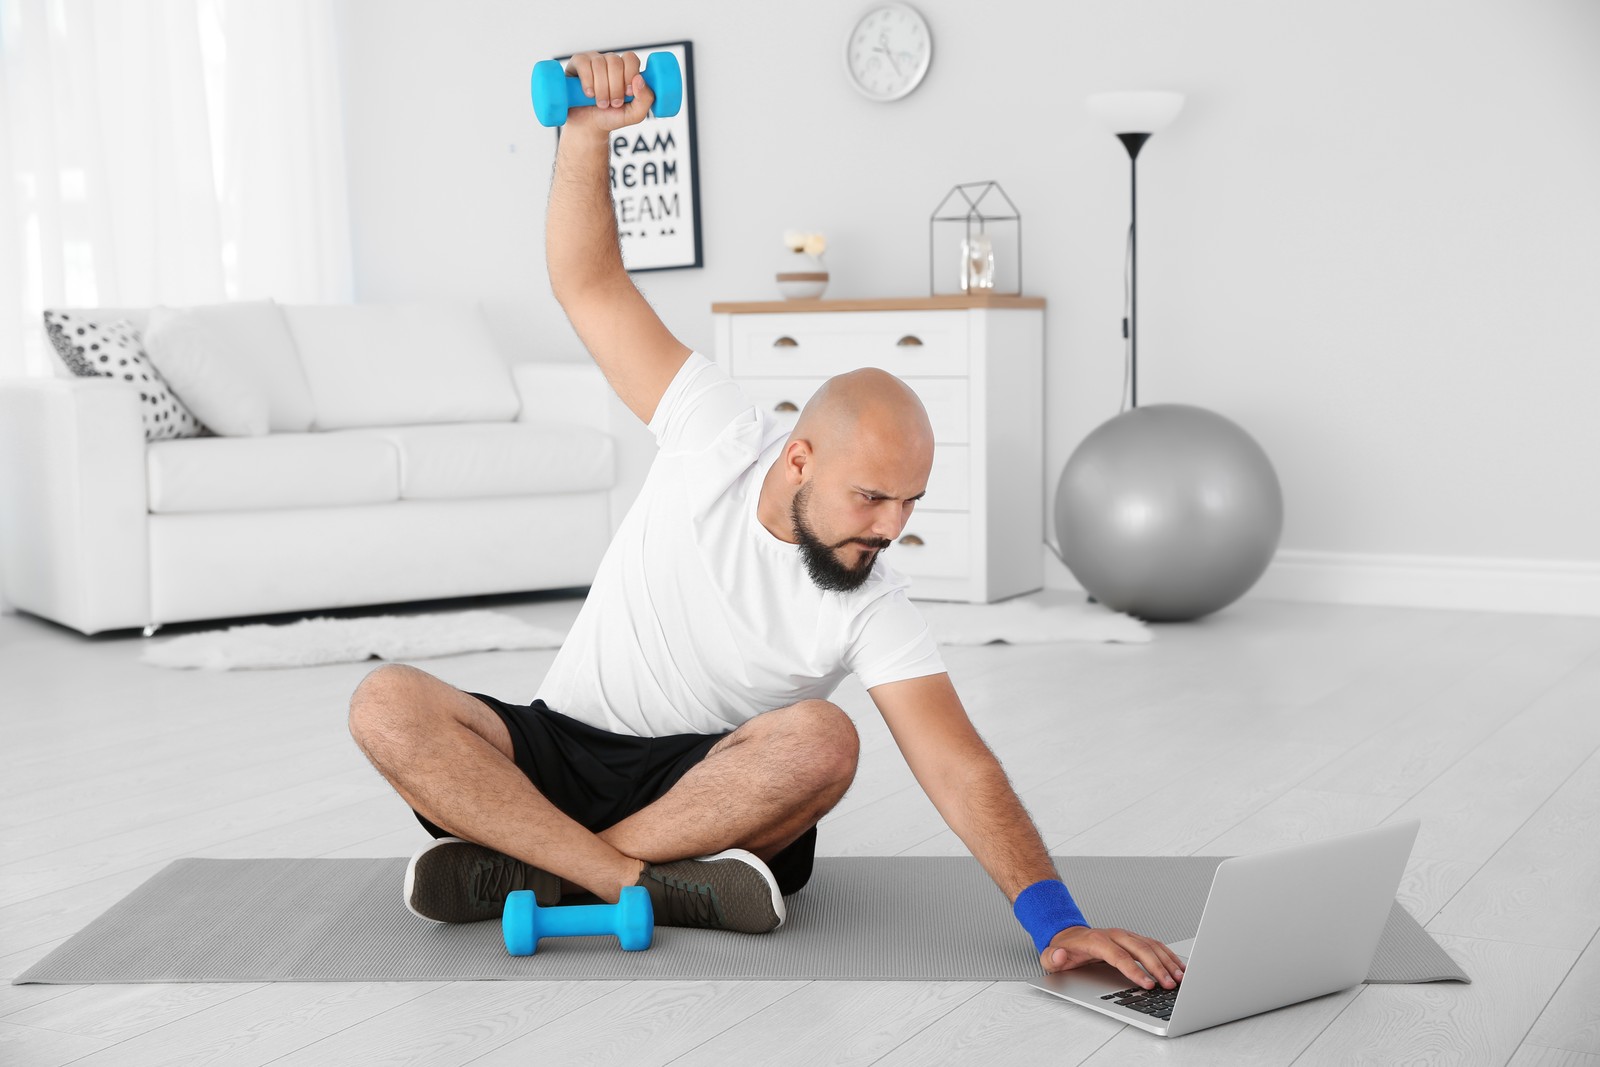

{"left": 15, "top": 855, "right": 1469, "bottom": 985}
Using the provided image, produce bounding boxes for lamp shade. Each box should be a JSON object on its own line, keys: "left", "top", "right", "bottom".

{"left": 1085, "top": 91, "right": 1185, "bottom": 135}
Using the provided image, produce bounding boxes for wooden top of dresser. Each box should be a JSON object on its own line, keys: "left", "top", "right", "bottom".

{"left": 710, "top": 295, "right": 1046, "bottom": 314}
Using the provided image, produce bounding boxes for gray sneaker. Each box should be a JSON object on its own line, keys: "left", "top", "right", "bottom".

{"left": 637, "top": 848, "right": 786, "bottom": 933}
{"left": 404, "top": 837, "right": 562, "bottom": 923}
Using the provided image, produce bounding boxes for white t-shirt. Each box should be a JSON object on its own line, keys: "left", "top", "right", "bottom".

{"left": 537, "top": 352, "right": 946, "bottom": 737}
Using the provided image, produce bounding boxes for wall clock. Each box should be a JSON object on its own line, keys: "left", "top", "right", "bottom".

{"left": 844, "top": 4, "right": 932, "bottom": 101}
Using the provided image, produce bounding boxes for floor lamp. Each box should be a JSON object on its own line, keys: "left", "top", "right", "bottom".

{"left": 1057, "top": 90, "right": 1282, "bottom": 623}
{"left": 1085, "top": 91, "right": 1185, "bottom": 409}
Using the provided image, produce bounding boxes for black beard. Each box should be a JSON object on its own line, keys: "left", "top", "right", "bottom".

{"left": 790, "top": 483, "right": 891, "bottom": 593}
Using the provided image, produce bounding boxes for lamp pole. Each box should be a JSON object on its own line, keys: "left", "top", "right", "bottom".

{"left": 1118, "top": 132, "right": 1151, "bottom": 409}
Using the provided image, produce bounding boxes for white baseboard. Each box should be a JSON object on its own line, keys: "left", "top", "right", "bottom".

{"left": 1041, "top": 547, "right": 1600, "bottom": 618}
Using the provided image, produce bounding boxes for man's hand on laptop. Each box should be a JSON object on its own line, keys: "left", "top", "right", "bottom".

{"left": 1042, "top": 926, "right": 1186, "bottom": 990}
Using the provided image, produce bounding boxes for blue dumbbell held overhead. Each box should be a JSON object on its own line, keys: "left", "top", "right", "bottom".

{"left": 531, "top": 51, "right": 682, "bottom": 128}
{"left": 503, "top": 885, "right": 654, "bottom": 956}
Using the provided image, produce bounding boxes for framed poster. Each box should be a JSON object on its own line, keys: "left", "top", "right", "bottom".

{"left": 555, "top": 41, "right": 703, "bottom": 272}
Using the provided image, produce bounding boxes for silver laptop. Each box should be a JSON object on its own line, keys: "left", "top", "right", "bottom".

{"left": 1027, "top": 818, "right": 1420, "bottom": 1038}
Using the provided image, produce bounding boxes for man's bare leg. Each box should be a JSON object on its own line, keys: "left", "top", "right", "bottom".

{"left": 598, "top": 698, "right": 858, "bottom": 865}
{"left": 349, "top": 664, "right": 643, "bottom": 902}
{"left": 348, "top": 665, "right": 858, "bottom": 902}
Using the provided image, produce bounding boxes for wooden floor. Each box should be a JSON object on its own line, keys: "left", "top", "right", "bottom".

{"left": 2, "top": 592, "right": 1598, "bottom": 1066}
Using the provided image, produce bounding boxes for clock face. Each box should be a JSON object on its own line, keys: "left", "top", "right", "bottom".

{"left": 845, "top": 4, "right": 932, "bottom": 101}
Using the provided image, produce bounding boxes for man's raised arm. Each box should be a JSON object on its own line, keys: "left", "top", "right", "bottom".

{"left": 546, "top": 50, "right": 691, "bottom": 424}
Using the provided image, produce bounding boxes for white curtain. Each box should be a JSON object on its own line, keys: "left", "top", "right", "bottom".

{"left": 0, "top": 0, "right": 352, "bottom": 378}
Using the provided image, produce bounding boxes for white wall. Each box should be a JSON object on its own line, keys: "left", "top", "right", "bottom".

{"left": 335, "top": 0, "right": 1600, "bottom": 606}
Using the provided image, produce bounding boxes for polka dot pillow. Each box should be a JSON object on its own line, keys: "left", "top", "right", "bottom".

{"left": 43, "top": 310, "right": 207, "bottom": 440}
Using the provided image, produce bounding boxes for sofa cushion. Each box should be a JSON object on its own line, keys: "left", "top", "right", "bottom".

{"left": 283, "top": 304, "right": 519, "bottom": 430}
{"left": 341, "top": 423, "right": 615, "bottom": 500}
{"left": 147, "top": 433, "right": 400, "bottom": 514}
{"left": 143, "top": 301, "right": 315, "bottom": 435}
{"left": 42, "top": 312, "right": 206, "bottom": 440}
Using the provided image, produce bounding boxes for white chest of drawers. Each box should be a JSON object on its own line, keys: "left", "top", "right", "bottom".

{"left": 711, "top": 296, "right": 1045, "bottom": 604}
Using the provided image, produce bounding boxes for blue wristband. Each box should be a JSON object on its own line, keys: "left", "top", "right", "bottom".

{"left": 1014, "top": 879, "right": 1089, "bottom": 953}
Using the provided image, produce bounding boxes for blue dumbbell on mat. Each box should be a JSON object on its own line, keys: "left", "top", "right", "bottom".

{"left": 503, "top": 885, "right": 654, "bottom": 956}
{"left": 531, "top": 51, "right": 682, "bottom": 128}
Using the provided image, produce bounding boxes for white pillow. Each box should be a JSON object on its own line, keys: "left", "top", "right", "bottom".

{"left": 283, "top": 304, "right": 519, "bottom": 430}
{"left": 143, "top": 308, "right": 270, "bottom": 436}
{"left": 143, "top": 301, "right": 315, "bottom": 434}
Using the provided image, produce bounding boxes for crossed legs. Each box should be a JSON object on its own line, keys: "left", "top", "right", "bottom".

{"left": 347, "top": 664, "right": 860, "bottom": 904}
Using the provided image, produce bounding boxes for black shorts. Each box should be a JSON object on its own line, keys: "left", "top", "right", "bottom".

{"left": 413, "top": 693, "right": 817, "bottom": 897}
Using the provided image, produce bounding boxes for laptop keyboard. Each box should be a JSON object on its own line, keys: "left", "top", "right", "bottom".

{"left": 1101, "top": 984, "right": 1180, "bottom": 1021}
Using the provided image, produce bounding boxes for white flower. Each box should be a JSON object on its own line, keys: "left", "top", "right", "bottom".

{"left": 783, "top": 230, "right": 826, "bottom": 256}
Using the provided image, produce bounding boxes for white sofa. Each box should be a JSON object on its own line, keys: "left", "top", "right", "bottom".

{"left": 0, "top": 302, "right": 652, "bottom": 636}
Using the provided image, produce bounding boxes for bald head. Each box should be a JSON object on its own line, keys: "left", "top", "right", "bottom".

{"left": 791, "top": 368, "right": 934, "bottom": 463}
{"left": 757, "top": 368, "right": 935, "bottom": 587}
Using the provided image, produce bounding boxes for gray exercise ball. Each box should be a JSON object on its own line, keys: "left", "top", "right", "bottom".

{"left": 1054, "top": 404, "right": 1283, "bottom": 622}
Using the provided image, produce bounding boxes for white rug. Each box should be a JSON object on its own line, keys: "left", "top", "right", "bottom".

{"left": 140, "top": 610, "right": 567, "bottom": 671}
{"left": 141, "top": 592, "right": 1147, "bottom": 671}
{"left": 918, "top": 590, "right": 1151, "bottom": 645}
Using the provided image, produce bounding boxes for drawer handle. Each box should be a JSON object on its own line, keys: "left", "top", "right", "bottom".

{"left": 898, "top": 533, "right": 925, "bottom": 547}
{"left": 773, "top": 336, "right": 800, "bottom": 348}
{"left": 774, "top": 400, "right": 800, "bottom": 413}
{"left": 896, "top": 335, "right": 924, "bottom": 347}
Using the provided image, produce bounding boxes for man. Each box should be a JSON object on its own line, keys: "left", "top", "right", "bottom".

{"left": 348, "top": 50, "right": 1183, "bottom": 992}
